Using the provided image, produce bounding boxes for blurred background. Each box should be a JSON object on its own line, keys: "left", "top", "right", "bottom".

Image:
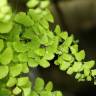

{"left": 9, "top": 0, "right": 96, "bottom": 96}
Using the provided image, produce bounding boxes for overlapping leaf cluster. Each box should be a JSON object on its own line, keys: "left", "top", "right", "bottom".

{"left": 27, "top": 0, "right": 50, "bottom": 12}
{"left": 54, "top": 26, "right": 96, "bottom": 84}
{"left": 0, "top": 0, "right": 96, "bottom": 95}
{"left": 0, "top": 8, "right": 63, "bottom": 95}
{"left": 2, "top": 77, "right": 62, "bottom": 96}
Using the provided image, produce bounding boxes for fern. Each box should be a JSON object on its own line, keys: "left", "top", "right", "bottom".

{"left": 0, "top": 0, "right": 96, "bottom": 96}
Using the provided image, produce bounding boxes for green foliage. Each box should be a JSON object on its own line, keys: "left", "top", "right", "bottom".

{"left": 0, "top": 0, "right": 96, "bottom": 96}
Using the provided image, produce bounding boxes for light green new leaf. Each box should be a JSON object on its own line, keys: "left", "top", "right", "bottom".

{"left": 75, "top": 50, "right": 85, "bottom": 61}
{"left": 0, "top": 39, "right": 4, "bottom": 52}
{"left": 0, "top": 66, "right": 9, "bottom": 79}
{"left": 0, "top": 47, "right": 13, "bottom": 65}
{"left": 34, "top": 77, "right": 45, "bottom": 92}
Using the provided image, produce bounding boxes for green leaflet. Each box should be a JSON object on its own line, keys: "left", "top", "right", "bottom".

{"left": 46, "top": 37, "right": 59, "bottom": 53}
{"left": 17, "top": 77, "right": 31, "bottom": 87}
{"left": 0, "top": 66, "right": 9, "bottom": 79}
{"left": 59, "top": 32, "right": 68, "bottom": 40}
{"left": 34, "top": 48, "right": 45, "bottom": 57}
{"left": 39, "top": 59, "right": 50, "bottom": 68}
{"left": 8, "top": 24, "right": 22, "bottom": 41}
{"left": 34, "top": 77, "right": 45, "bottom": 93}
{"left": 45, "top": 9, "right": 54, "bottom": 23}
{"left": 18, "top": 53, "right": 28, "bottom": 62}
{"left": 43, "top": 51, "right": 54, "bottom": 60}
{"left": 40, "top": 1, "right": 49, "bottom": 9}
{"left": 9, "top": 64, "right": 22, "bottom": 77}
{"left": 40, "top": 91, "right": 52, "bottom": 96}
{"left": 58, "top": 44, "right": 69, "bottom": 54}
{"left": 75, "top": 50, "right": 85, "bottom": 61}
{"left": 15, "top": 12, "right": 34, "bottom": 27}
{"left": 0, "top": 47, "right": 13, "bottom": 65}
{"left": 67, "top": 67, "right": 73, "bottom": 75}
{"left": 64, "top": 35, "right": 74, "bottom": 47}
{"left": 53, "top": 91, "right": 63, "bottom": 96}
{"left": 13, "top": 42, "right": 28, "bottom": 53}
{"left": 6, "top": 77, "right": 17, "bottom": 87}
{"left": 22, "top": 87, "right": 31, "bottom": 96}
{"left": 72, "top": 62, "right": 82, "bottom": 72}
{"left": 54, "top": 25, "right": 61, "bottom": 35}
{"left": 30, "top": 91, "right": 39, "bottom": 96}
{"left": 0, "top": 39, "right": 4, "bottom": 52}
{"left": 45, "top": 81, "right": 53, "bottom": 91}
{"left": 40, "top": 18, "right": 49, "bottom": 29}
{"left": 28, "top": 9, "right": 41, "bottom": 21}
{"left": 75, "top": 73, "right": 82, "bottom": 79}
{"left": 28, "top": 58, "right": 38, "bottom": 68}
{"left": 70, "top": 44, "right": 78, "bottom": 55}
{"left": 83, "top": 60, "right": 95, "bottom": 69}
{"left": 22, "top": 63, "right": 29, "bottom": 73}
{"left": 91, "top": 69, "right": 96, "bottom": 76}
{"left": 40, "top": 34, "right": 49, "bottom": 45}
{"left": 0, "top": 21, "right": 12, "bottom": 33}
{"left": 13, "top": 87, "right": 22, "bottom": 95}
{"left": 86, "top": 76, "right": 92, "bottom": 81}
{"left": 84, "top": 69, "right": 90, "bottom": 77}
{"left": 62, "top": 53, "right": 74, "bottom": 63}
{"left": 27, "top": 0, "right": 39, "bottom": 8}
{"left": 59, "top": 61, "right": 71, "bottom": 71}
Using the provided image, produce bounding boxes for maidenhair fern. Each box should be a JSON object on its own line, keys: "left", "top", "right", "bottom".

{"left": 0, "top": 0, "right": 96, "bottom": 96}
